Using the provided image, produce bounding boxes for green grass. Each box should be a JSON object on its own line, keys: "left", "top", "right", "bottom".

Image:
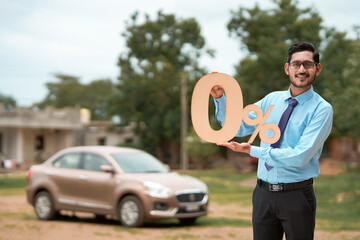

{"left": 1, "top": 167, "right": 359, "bottom": 232}
{"left": 182, "top": 165, "right": 360, "bottom": 231}
{"left": 0, "top": 174, "right": 27, "bottom": 189}
{"left": 197, "top": 217, "right": 252, "bottom": 227}
{"left": 183, "top": 167, "right": 256, "bottom": 206}
{"left": 0, "top": 188, "right": 26, "bottom": 196}
{"left": 314, "top": 168, "right": 360, "bottom": 231}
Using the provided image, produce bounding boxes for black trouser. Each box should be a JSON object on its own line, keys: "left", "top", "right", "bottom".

{"left": 252, "top": 184, "right": 316, "bottom": 240}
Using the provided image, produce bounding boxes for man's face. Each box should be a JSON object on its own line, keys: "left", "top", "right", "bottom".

{"left": 284, "top": 51, "right": 321, "bottom": 90}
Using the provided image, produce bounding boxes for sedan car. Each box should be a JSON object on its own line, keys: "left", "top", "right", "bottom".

{"left": 26, "top": 146, "right": 208, "bottom": 227}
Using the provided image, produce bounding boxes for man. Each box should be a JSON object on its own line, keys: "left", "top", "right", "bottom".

{"left": 212, "top": 42, "right": 333, "bottom": 240}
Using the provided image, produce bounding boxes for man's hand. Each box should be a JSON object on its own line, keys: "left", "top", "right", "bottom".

{"left": 217, "top": 141, "right": 251, "bottom": 154}
{"left": 210, "top": 85, "right": 224, "bottom": 99}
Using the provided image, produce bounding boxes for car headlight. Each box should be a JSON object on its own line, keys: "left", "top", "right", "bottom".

{"left": 143, "top": 181, "right": 172, "bottom": 199}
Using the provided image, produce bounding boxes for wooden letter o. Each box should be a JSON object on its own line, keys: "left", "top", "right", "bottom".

{"left": 191, "top": 73, "right": 243, "bottom": 143}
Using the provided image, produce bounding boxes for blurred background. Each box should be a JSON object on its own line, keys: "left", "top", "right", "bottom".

{"left": 0, "top": 0, "right": 359, "bottom": 170}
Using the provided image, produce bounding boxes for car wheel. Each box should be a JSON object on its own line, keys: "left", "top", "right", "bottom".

{"left": 179, "top": 217, "right": 197, "bottom": 226}
{"left": 34, "top": 191, "right": 56, "bottom": 220}
{"left": 118, "top": 196, "right": 144, "bottom": 227}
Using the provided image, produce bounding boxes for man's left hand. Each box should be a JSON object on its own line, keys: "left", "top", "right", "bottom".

{"left": 216, "top": 141, "right": 251, "bottom": 154}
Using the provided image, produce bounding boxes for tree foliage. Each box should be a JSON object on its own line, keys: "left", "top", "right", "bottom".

{"left": 35, "top": 73, "right": 115, "bottom": 120}
{"left": 228, "top": 0, "right": 322, "bottom": 104}
{"left": 0, "top": 93, "right": 16, "bottom": 110}
{"left": 111, "top": 11, "right": 209, "bottom": 156}
{"left": 321, "top": 37, "right": 360, "bottom": 140}
{"left": 186, "top": 129, "right": 219, "bottom": 168}
{"left": 228, "top": 0, "right": 359, "bottom": 140}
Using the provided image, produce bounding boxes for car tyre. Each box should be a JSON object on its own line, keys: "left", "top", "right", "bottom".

{"left": 179, "top": 217, "right": 197, "bottom": 226}
{"left": 118, "top": 196, "right": 144, "bottom": 227}
{"left": 34, "top": 191, "right": 56, "bottom": 220}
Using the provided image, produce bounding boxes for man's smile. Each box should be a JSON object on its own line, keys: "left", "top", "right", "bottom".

{"left": 295, "top": 73, "right": 310, "bottom": 79}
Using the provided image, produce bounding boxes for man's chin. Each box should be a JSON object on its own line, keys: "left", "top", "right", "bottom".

{"left": 290, "top": 78, "right": 315, "bottom": 89}
{"left": 291, "top": 82, "right": 310, "bottom": 88}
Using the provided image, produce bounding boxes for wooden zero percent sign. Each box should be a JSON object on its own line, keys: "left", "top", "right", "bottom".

{"left": 191, "top": 72, "right": 281, "bottom": 144}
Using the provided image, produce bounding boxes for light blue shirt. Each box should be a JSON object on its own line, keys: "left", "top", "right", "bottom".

{"left": 214, "top": 86, "right": 333, "bottom": 183}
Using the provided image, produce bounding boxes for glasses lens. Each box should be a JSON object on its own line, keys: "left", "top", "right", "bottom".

{"left": 290, "top": 62, "right": 301, "bottom": 69}
{"left": 303, "top": 62, "right": 315, "bottom": 69}
{"left": 289, "top": 61, "right": 315, "bottom": 69}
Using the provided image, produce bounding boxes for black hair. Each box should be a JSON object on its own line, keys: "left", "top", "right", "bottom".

{"left": 287, "top": 42, "right": 320, "bottom": 63}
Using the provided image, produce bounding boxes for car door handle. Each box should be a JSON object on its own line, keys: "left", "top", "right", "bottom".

{"left": 77, "top": 175, "right": 88, "bottom": 180}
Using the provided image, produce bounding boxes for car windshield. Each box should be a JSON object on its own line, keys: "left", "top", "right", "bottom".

{"left": 111, "top": 152, "right": 169, "bottom": 173}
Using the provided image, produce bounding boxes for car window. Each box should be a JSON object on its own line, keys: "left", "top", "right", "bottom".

{"left": 53, "top": 153, "right": 81, "bottom": 169}
{"left": 111, "top": 152, "right": 169, "bottom": 173}
{"left": 83, "top": 153, "right": 111, "bottom": 171}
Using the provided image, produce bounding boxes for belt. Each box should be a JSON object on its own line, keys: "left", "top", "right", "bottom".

{"left": 257, "top": 178, "right": 313, "bottom": 192}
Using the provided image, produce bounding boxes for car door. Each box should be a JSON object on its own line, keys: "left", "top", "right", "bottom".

{"left": 49, "top": 152, "right": 84, "bottom": 205}
{"left": 75, "top": 152, "right": 117, "bottom": 211}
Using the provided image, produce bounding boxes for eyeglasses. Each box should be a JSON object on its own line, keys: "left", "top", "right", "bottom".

{"left": 289, "top": 61, "right": 317, "bottom": 70}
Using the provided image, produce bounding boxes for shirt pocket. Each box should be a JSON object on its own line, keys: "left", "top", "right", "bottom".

{"left": 284, "top": 120, "right": 306, "bottom": 146}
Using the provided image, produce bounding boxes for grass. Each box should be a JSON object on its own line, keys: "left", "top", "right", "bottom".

{"left": 182, "top": 164, "right": 360, "bottom": 231}
{"left": 0, "top": 174, "right": 27, "bottom": 196}
{"left": 0, "top": 174, "right": 27, "bottom": 189}
{"left": 197, "top": 217, "right": 252, "bottom": 227}
{"left": 183, "top": 167, "right": 255, "bottom": 206}
{"left": 1, "top": 166, "right": 359, "bottom": 232}
{"left": 314, "top": 168, "right": 360, "bottom": 231}
{"left": 0, "top": 188, "right": 26, "bottom": 196}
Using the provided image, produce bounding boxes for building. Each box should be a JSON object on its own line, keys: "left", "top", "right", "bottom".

{"left": 0, "top": 105, "right": 136, "bottom": 169}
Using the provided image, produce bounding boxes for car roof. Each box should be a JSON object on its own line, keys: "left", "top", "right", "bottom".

{"left": 60, "top": 146, "right": 142, "bottom": 154}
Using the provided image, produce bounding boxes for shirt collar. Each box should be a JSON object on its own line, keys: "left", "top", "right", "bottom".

{"left": 285, "top": 86, "right": 314, "bottom": 105}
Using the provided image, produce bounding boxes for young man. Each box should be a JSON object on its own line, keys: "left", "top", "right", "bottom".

{"left": 212, "top": 42, "right": 333, "bottom": 240}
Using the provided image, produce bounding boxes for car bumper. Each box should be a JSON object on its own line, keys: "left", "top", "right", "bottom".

{"left": 146, "top": 193, "right": 209, "bottom": 219}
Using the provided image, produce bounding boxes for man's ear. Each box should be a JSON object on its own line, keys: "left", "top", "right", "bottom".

{"left": 315, "top": 63, "right": 322, "bottom": 76}
{"left": 284, "top": 63, "right": 289, "bottom": 75}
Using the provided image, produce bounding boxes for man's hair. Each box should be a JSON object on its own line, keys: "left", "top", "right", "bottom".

{"left": 287, "top": 42, "right": 320, "bottom": 63}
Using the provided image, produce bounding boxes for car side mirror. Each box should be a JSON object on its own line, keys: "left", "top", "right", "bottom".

{"left": 100, "top": 165, "right": 115, "bottom": 174}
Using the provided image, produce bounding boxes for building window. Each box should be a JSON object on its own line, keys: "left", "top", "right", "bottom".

{"left": 98, "top": 137, "right": 106, "bottom": 146}
{"left": 35, "top": 136, "right": 44, "bottom": 150}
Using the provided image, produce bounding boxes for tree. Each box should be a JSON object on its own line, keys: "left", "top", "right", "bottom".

{"left": 227, "top": 0, "right": 360, "bottom": 144}
{"left": 111, "top": 11, "right": 210, "bottom": 158}
{"left": 0, "top": 93, "right": 16, "bottom": 110}
{"left": 321, "top": 37, "right": 360, "bottom": 140}
{"left": 35, "top": 73, "right": 115, "bottom": 120}
{"left": 227, "top": 0, "right": 322, "bottom": 104}
{"left": 186, "top": 129, "right": 219, "bottom": 169}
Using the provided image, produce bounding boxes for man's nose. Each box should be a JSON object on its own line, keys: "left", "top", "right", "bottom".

{"left": 298, "top": 64, "right": 307, "bottom": 72}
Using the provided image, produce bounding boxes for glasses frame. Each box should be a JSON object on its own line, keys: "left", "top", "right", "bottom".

{"left": 288, "top": 61, "right": 318, "bottom": 70}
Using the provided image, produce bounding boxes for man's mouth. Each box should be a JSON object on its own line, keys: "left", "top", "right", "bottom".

{"left": 295, "top": 73, "right": 310, "bottom": 78}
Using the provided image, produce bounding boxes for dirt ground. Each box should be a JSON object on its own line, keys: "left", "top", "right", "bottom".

{"left": 1, "top": 160, "right": 359, "bottom": 240}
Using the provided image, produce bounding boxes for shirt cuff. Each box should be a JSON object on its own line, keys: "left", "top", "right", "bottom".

{"left": 250, "top": 146, "right": 264, "bottom": 159}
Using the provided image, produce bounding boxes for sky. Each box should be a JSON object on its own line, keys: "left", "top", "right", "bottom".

{"left": 0, "top": 0, "right": 359, "bottom": 107}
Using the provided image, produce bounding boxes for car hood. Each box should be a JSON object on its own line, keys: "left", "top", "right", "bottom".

{"left": 123, "top": 172, "right": 207, "bottom": 192}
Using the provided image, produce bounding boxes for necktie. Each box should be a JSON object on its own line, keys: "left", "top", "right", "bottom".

{"left": 265, "top": 98, "right": 298, "bottom": 171}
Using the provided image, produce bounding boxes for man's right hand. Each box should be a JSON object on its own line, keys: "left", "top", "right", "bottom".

{"left": 210, "top": 85, "right": 224, "bottom": 99}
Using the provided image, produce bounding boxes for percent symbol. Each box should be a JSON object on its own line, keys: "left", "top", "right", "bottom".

{"left": 242, "top": 104, "right": 281, "bottom": 145}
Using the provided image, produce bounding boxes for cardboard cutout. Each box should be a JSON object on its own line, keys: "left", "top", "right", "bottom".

{"left": 191, "top": 72, "right": 280, "bottom": 145}
{"left": 191, "top": 73, "right": 243, "bottom": 143}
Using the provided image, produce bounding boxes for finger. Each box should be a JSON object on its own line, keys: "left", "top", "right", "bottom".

{"left": 216, "top": 142, "right": 230, "bottom": 146}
